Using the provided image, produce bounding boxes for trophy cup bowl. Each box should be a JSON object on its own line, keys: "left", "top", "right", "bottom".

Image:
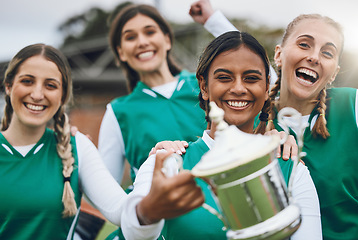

{"left": 190, "top": 103, "right": 302, "bottom": 240}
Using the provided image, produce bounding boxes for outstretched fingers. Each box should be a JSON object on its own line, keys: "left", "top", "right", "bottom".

{"left": 149, "top": 140, "right": 188, "bottom": 157}
{"left": 265, "top": 129, "right": 298, "bottom": 160}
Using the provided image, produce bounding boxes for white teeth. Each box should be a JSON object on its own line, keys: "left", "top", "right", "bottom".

{"left": 228, "top": 101, "right": 248, "bottom": 107}
{"left": 297, "top": 78, "right": 314, "bottom": 85}
{"left": 138, "top": 51, "right": 154, "bottom": 59}
{"left": 26, "top": 103, "right": 44, "bottom": 111}
{"left": 297, "top": 68, "right": 317, "bottom": 79}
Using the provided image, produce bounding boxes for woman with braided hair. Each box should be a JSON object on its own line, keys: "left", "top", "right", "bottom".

{"left": 189, "top": 6, "right": 357, "bottom": 238}
{"left": 120, "top": 31, "right": 321, "bottom": 240}
{"left": 0, "top": 43, "right": 123, "bottom": 239}
{"left": 0, "top": 43, "right": 203, "bottom": 239}
{"left": 265, "top": 14, "right": 358, "bottom": 240}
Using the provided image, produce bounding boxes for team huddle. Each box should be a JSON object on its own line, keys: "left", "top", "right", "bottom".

{"left": 0, "top": 0, "right": 357, "bottom": 240}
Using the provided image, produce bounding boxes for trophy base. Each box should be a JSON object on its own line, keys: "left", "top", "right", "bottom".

{"left": 226, "top": 204, "right": 301, "bottom": 240}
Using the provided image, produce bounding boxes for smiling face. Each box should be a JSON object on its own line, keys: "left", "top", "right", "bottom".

{"left": 116, "top": 14, "right": 171, "bottom": 74}
{"left": 274, "top": 18, "right": 342, "bottom": 106}
{"left": 200, "top": 46, "right": 269, "bottom": 133}
{"left": 6, "top": 55, "right": 63, "bottom": 131}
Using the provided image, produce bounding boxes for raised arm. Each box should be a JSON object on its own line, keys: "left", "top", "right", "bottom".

{"left": 189, "top": 0, "right": 215, "bottom": 24}
{"left": 189, "top": 0, "right": 237, "bottom": 37}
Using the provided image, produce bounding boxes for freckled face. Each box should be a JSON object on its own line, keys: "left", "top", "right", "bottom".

{"left": 117, "top": 14, "right": 171, "bottom": 74}
{"left": 6, "top": 55, "right": 63, "bottom": 131}
{"left": 200, "top": 47, "right": 269, "bottom": 133}
{"left": 274, "top": 19, "right": 342, "bottom": 102}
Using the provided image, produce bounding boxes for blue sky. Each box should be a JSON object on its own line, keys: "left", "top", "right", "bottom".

{"left": 1, "top": 0, "right": 358, "bottom": 61}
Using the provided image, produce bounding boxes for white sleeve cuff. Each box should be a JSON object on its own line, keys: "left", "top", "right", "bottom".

{"left": 204, "top": 10, "right": 238, "bottom": 38}
{"left": 121, "top": 194, "right": 164, "bottom": 240}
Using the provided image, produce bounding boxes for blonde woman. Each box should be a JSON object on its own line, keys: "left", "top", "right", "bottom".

{"left": 0, "top": 44, "right": 202, "bottom": 239}
{"left": 267, "top": 14, "right": 358, "bottom": 240}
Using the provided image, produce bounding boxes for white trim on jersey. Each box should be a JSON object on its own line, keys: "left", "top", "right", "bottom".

{"left": 66, "top": 208, "right": 81, "bottom": 240}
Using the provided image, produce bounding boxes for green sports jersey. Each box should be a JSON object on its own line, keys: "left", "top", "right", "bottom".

{"left": 0, "top": 128, "right": 82, "bottom": 240}
{"left": 160, "top": 137, "right": 293, "bottom": 240}
{"left": 273, "top": 88, "right": 358, "bottom": 240}
{"left": 111, "top": 70, "right": 207, "bottom": 181}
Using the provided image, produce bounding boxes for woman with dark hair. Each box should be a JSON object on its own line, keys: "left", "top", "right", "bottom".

{"left": 120, "top": 31, "right": 321, "bottom": 240}
{"left": 98, "top": 3, "right": 236, "bottom": 186}
{"left": 191, "top": 4, "right": 358, "bottom": 238}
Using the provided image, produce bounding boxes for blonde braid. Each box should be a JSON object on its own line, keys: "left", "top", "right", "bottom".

{"left": 54, "top": 107, "right": 77, "bottom": 217}
{"left": 1, "top": 95, "right": 13, "bottom": 131}
{"left": 312, "top": 88, "right": 330, "bottom": 139}
{"left": 1, "top": 43, "right": 77, "bottom": 216}
{"left": 266, "top": 71, "right": 282, "bottom": 132}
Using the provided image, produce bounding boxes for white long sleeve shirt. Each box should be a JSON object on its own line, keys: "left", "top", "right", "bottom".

{"left": 121, "top": 130, "right": 322, "bottom": 240}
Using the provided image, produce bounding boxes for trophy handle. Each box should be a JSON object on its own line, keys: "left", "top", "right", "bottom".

{"left": 161, "top": 153, "right": 183, "bottom": 178}
{"left": 277, "top": 107, "right": 308, "bottom": 199}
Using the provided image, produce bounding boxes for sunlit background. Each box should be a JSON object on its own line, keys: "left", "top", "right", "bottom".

{"left": 1, "top": 0, "right": 357, "bottom": 119}
{"left": 0, "top": 2, "right": 356, "bottom": 236}
{"left": 1, "top": 0, "right": 358, "bottom": 60}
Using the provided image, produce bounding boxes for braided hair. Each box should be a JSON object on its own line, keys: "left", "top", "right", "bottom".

{"left": 2, "top": 43, "right": 77, "bottom": 217}
{"left": 271, "top": 14, "right": 344, "bottom": 139}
